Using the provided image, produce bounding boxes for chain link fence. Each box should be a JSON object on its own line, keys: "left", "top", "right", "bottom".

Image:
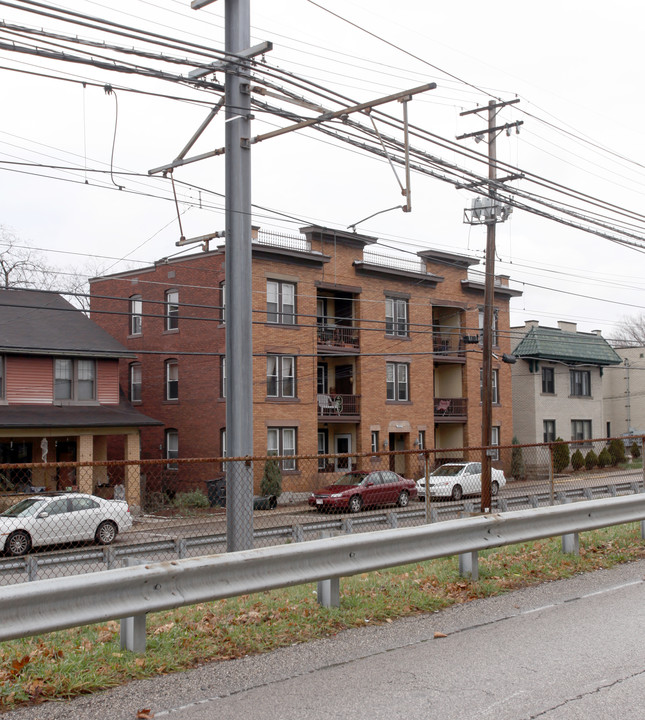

{"left": 0, "top": 436, "right": 643, "bottom": 585}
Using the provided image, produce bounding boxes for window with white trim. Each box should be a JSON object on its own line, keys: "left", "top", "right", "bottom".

{"left": 491, "top": 426, "right": 500, "bottom": 461}
{"left": 130, "top": 295, "right": 142, "bottom": 335}
{"left": 165, "top": 429, "right": 178, "bottom": 469}
{"left": 542, "top": 367, "right": 555, "bottom": 394}
{"left": 480, "top": 368, "right": 499, "bottom": 404}
{"left": 220, "top": 355, "right": 226, "bottom": 398}
{"left": 165, "top": 360, "right": 178, "bottom": 401}
{"left": 129, "top": 363, "right": 142, "bottom": 402}
{"left": 386, "top": 362, "right": 409, "bottom": 401}
{"left": 267, "top": 280, "right": 295, "bottom": 324}
{"left": 478, "top": 308, "right": 499, "bottom": 345}
{"left": 165, "top": 290, "right": 179, "bottom": 331}
{"left": 267, "top": 355, "right": 296, "bottom": 398}
{"left": 543, "top": 419, "right": 556, "bottom": 443}
{"left": 371, "top": 431, "right": 379, "bottom": 454}
{"left": 268, "top": 427, "right": 297, "bottom": 470}
{"left": 385, "top": 297, "right": 408, "bottom": 337}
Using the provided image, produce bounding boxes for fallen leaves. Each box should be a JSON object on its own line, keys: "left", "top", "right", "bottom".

{"left": 434, "top": 632, "right": 448, "bottom": 639}
{"left": 136, "top": 709, "right": 154, "bottom": 719}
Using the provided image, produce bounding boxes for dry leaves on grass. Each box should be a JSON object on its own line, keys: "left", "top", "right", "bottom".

{"left": 136, "top": 709, "right": 154, "bottom": 719}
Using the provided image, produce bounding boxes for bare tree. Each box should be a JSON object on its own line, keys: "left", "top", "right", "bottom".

{"left": 0, "top": 226, "right": 108, "bottom": 313}
{"left": 612, "top": 314, "right": 645, "bottom": 348}
{"left": 0, "top": 226, "right": 56, "bottom": 290}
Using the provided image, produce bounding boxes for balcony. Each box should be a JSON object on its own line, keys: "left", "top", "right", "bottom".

{"left": 317, "top": 325, "right": 359, "bottom": 353}
{"left": 317, "top": 393, "right": 360, "bottom": 421}
{"left": 433, "top": 333, "right": 465, "bottom": 360}
{"left": 434, "top": 397, "right": 468, "bottom": 422}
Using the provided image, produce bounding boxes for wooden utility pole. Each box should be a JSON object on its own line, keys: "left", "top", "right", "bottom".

{"left": 458, "top": 98, "right": 522, "bottom": 513}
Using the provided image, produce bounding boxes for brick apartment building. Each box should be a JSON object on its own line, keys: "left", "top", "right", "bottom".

{"left": 89, "top": 226, "right": 520, "bottom": 491}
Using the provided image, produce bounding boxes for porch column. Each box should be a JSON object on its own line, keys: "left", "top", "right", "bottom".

{"left": 77, "top": 434, "right": 94, "bottom": 495}
{"left": 124, "top": 432, "right": 141, "bottom": 511}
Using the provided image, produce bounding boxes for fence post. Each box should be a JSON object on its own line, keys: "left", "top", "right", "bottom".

{"left": 316, "top": 532, "right": 340, "bottom": 608}
{"left": 119, "top": 557, "right": 150, "bottom": 653}
{"left": 424, "top": 450, "right": 431, "bottom": 524}
{"left": 549, "top": 443, "right": 555, "bottom": 506}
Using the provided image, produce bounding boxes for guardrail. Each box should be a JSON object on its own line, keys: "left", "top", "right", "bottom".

{"left": 2, "top": 481, "right": 642, "bottom": 583}
{"left": 1, "top": 493, "right": 644, "bottom": 645}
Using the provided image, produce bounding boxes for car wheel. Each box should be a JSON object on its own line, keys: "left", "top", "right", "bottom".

{"left": 491, "top": 480, "right": 500, "bottom": 497}
{"left": 6, "top": 530, "right": 31, "bottom": 557}
{"left": 451, "top": 484, "right": 463, "bottom": 501}
{"left": 348, "top": 495, "right": 362, "bottom": 514}
{"left": 95, "top": 520, "right": 118, "bottom": 546}
{"left": 397, "top": 490, "right": 409, "bottom": 507}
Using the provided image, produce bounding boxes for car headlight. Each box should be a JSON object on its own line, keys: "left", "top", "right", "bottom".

{"left": 330, "top": 493, "right": 343, "bottom": 498}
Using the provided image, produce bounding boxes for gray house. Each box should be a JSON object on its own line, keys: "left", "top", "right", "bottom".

{"left": 510, "top": 320, "right": 621, "bottom": 474}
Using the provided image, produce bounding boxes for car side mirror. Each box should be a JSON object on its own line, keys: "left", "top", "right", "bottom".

{"left": 37, "top": 511, "right": 49, "bottom": 519}
{"left": 365, "top": 481, "right": 374, "bottom": 487}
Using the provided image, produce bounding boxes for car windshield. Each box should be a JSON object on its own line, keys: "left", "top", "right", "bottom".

{"left": 0, "top": 498, "right": 47, "bottom": 518}
{"left": 332, "top": 472, "right": 367, "bottom": 486}
{"left": 431, "top": 465, "right": 464, "bottom": 477}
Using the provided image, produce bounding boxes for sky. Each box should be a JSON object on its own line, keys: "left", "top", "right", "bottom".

{"left": 1, "top": 0, "right": 644, "bottom": 341}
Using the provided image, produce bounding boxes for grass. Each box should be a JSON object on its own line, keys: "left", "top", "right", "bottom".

{"left": 1, "top": 522, "right": 645, "bottom": 710}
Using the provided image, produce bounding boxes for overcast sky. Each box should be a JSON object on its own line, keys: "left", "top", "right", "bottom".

{"left": 1, "top": 0, "right": 644, "bottom": 340}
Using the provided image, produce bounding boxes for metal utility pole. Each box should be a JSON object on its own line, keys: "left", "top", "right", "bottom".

{"left": 192, "top": 0, "right": 254, "bottom": 551}
{"left": 458, "top": 99, "right": 522, "bottom": 513}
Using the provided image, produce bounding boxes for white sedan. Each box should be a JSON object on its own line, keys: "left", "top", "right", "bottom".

{"left": 416, "top": 462, "right": 507, "bottom": 501}
{"left": 0, "top": 493, "right": 132, "bottom": 556}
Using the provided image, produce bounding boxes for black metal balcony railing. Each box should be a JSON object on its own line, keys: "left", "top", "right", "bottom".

{"left": 433, "top": 334, "right": 465, "bottom": 357}
{"left": 317, "top": 393, "right": 360, "bottom": 418}
{"left": 434, "top": 397, "right": 468, "bottom": 418}
{"left": 317, "top": 325, "right": 359, "bottom": 350}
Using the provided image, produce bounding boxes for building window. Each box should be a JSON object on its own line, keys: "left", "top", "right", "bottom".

{"left": 130, "top": 295, "right": 142, "bottom": 335}
{"left": 267, "top": 355, "right": 296, "bottom": 398}
{"left": 478, "top": 308, "right": 499, "bottom": 346}
{"left": 267, "top": 280, "right": 295, "bottom": 324}
{"left": 220, "top": 428, "right": 226, "bottom": 458}
{"left": 570, "top": 369, "right": 591, "bottom": 397}
{"left": 220, "top": 355, "right": 226, "bottom": 398}
{"left": 571, "top": 419, "right": 592, "bottom": 443}
{"left": 165, "top": 360, "right": 178, "bottom": 401}
{"left": 0, "top": 355, "right": 3, "bottom": 399}
{"left": 54, "top": 359, "right": 95, "bottom": 401}
{"left": 371, "top": 431, "right": 379, "bottom": 454}
{"left": 386, "top": 362, "right": 409, "bottom": 401}
{"left": 542, "top": 367, "right": 555, "bottom": 394}
{"left": 317, "top": 362, "right": 328, "bottom": 395}
{"left": 165, "top": 290, "right": 179, "bottom": 331}
{"left": 318, "top": 430, "right": 328, "bottom": 470}
{"left": 165, "top": 429, "right": 178, "bottom": 470}
{"left": 385, "top": 297, "right": 408, "bottom": 337}
{"left": 268, "top": 427, "right": 297, "bottom": 470}
{"left": 418, "top": 430, "right": 426, "bottom": 450}
{"left": 490, "top": 426, "right": 500, "bottom": 461}
{"left": 543, "top": 419, "right": 556, "bottom": 443}
{"left": 219, "top": 281, "right": 226, "bottom": 323}
{"left": 480, "top": 368, "right": 499, "bottom": 404}
{"left": 129, "top": 363, "right": 142, "bottom": 402}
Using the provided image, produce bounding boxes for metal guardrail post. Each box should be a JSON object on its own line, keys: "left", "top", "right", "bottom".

{"left": 341, "top": 518, "right": 354, "bottom": 534}
{"left": 386, "top": 511, "right": 398, "bottom": 529}
{"left": 560, "top": 499, "right": 580, "bottom": 555}
{"left": 317, "top": 532, "right": 340, "bottom": 608}
{"left": 458, "top": 550, "right": 479, "bottom": 581}
{"left": 119, "top": 557, "right": 151, "bottom": 653}
{"left": 291, "top": 524, "right": 304, "bottom": 543}
{"left": 529, "top": 495, "right": 539, "bottom": 508}
{"left": 174, "top": 538, "right": 187, "bottom": 560}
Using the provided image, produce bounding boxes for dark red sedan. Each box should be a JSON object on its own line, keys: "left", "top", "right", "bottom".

{"left": 309, "top": 470, "right": 417, "bottom": 513}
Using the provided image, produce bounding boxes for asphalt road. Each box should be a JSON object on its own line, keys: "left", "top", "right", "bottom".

{"left": 5, "top": 559, "right": 645, "bottom": 720}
